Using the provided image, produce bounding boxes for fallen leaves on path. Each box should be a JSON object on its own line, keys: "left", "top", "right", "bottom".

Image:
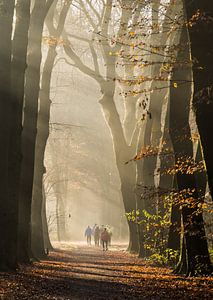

{"left": 0, "top": 243, "right": 213, "bottom": 299}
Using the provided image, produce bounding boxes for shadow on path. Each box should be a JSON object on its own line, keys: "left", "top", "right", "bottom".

{"left": 0, "top": 243, "right": 213, "bottom": 299}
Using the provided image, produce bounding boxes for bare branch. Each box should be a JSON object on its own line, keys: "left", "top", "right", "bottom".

{"left": 67, "top": 33, "right": 91, "bottom": 43}
{"left": 63, "top": 36, "right": 104, "bottom": 84}
{"left": 89, "top": 43, "right": 101, "bottom": 77}
{"left": 86, "top": 0, "right": 101, "bottom": 24}
{"left": 54, "top": 57, "right": 76, "bottom": 67}
{"left": 79, "top": 0, "right": 97, "bottom": 30}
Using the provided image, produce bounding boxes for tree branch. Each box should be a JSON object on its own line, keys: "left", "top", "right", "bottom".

{"left": 45, "top": 0, "right": 55, "bottom": 16}
{"left": 63, "top": 37, "right": 103, "bottom": 84}
{"left": 79, "top": 0, "right": 97, "bottom": 30}
{"left": 86, "top": 0, "right": 101, "bottom": 24}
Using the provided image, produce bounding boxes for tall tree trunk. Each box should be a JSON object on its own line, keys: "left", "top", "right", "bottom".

{"left": 194, "top": 140, "right": 207, "bottom": 200}
{"left": 139, "top": 0, "right": 179, "bottom": 213}
{"left": 136, "top": 1, "right": 179, "bottom": 257}
{"left": 42, "top": 184, "right": 53, "bottom": 250}
{"left": 100, "top": 2, "right": 139, "bottom": 253}
{"left": 158, "top": 101, "right": 174, "bottom": 214}
{"left": 19, "top": 0, "right": 54, "bottom": 260}
{"left": 99, "top": 75, "right": 139, "bottom": 252}
{"left": 57, "top": 195, "right": 67, "bottom": 241}
{"left": 10, "top": 0, "right": 32, "bottom": 263}
{"left": 161, "top": 102, "right": 179, "bottom": 252}
{"left": 185, "top": 1, "right": 213, "bottom": 200}
{"left": 0, "top": 0, "right": 15, "bottom": 271}
{"left": 32, "top": 0, "right": 71, "bottom": 257}
{"left": 169, "top": 25, "right": 211, "bottom": 276}
{"left": 167, "top": 202, "right": 181, "bottom": 251}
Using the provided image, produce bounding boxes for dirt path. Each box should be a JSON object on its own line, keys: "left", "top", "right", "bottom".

{"left": 0, "top": 243, "right": 213, "bottom": 299}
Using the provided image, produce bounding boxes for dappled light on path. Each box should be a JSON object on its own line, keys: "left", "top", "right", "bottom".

{"left": 1, "top": 243, "right": 212, "bottom": 299}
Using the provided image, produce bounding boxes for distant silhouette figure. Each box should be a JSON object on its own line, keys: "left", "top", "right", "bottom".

{"left": 92, "top": 224, "right": 97, "bottom": 243}
{"left": 107, "top": 226, "right": 112, "bottom": 246}
{"left": 100, "top": 228, "right": 110, "bottom": 251}
{"left": 100, "top": 225, "right": 105, "bottom": 235}
{"left": 94, "top": 226, "right": 100, "bottom": 246}
{"left": 85, "top": 226, "right": 92, "bottom": 245}
{"left": 92, "top": 224, "right": 97, "bottom": 233}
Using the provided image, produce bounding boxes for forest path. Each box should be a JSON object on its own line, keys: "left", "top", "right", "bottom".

{"left": 0, "top": 242, "right": 213, "bottom": 299}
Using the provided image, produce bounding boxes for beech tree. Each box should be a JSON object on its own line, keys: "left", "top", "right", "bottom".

{"left": 0, "top": 0, "right": 56, "bottom": 268}
{"left": 134, "top": 0, "right": 181, "bottom": 257}
{"left": 0, "top": 0, "right": 16, "bottom": 271}
{"left": 60, "top": 0, "right": 142, "bottom": 252}
{"left": 122, "top": 0, "right": 212, "bottom": 275}
{"left": 11, "top": 0, "right": 32, "bottom": 263}
{"left": 169, "top": 22, "right": 211, "bottom": 275}
{"left": 31, "top": 0, "right": 71, "bottom": 259}
{"left": 19, "top": 0, "right": 54, "bottom": 261}
{"left": 184, "top": 1, "right": 213, "bottom": 200}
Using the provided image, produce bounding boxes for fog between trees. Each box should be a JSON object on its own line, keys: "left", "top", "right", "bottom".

{"left": 0, "top": 0, "right": 213, "bottom": 277}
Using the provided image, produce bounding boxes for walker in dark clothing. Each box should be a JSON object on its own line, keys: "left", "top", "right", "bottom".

{"left": 100, "top": 228, "right": 110, "bottom": 251}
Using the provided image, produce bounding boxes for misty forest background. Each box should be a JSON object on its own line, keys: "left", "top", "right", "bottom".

{"left": 0, "top": 0, "right": 213, "bottom": 278}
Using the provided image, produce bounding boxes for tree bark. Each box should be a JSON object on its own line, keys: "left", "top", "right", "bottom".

{"left": 32, "top": 0, "right": 71, "bottom": 256}
{"left": 136, "top": 1, "right": 179, "bottom": 257}
{"left": 9, "top": 0, "right": 32, "bottom": 264}
{"left": 167, "top": 203, "right": 181, "bottom": 251}
{"left": 169, "top": 24, "right": 211, "bottom": 276}
{"left": 0, "top": 0, "right": 16, "bottom": 270}
{"left": 99, "top": 88, "right": 139, "bottom": 252}
{"left": 42, "top": 184, "right": 53, "bottom": 250}
{"left": 19, "top": 0, "right": 54, "bottom": 260}
{"left": 185, "top": 1, "right": 213, "bottom": 200}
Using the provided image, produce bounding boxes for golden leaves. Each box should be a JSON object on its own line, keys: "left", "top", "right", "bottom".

{"left": 160, "top": 63, "right": 171, "bottom": 73}
{"left": 108, "top": 51, "right": 120, "bottom": 56}
{"left": 187, "top": 9, "right": 202, "bottom": 27}
{"left": 165, "top": 188, "right": 196, "bottom": 207}
{"left": 42, "top": 36, "right": 65, "bottom": 46}
{"left": 118, "top": 75, "right": 169, "bottom": 89}
{"left": 165, "top": 156, "right": 205, "bottom": 175}
{"left": 129, "top": 31, "right": 136, "bottom": 37}
{"left": 125, "top": 143, "right": 172, "bottom": 164}
{"left": 191, "top": 132, "right": 200, "bottom": 142}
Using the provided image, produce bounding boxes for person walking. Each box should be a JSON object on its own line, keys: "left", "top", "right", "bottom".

{"left": 100, "top": 227, "right": 110, "bottom": 251}
{"left": 85, "top": 226, "right": 92, "bottom": 245}
{"left": 106, "top": 225, "right": 113, "bottom": 246}
{"left": 92, "top": 224, "right": 97, "bottom": 244}
{"left": 94, "top": 226, "right": 100, "bottom": 246}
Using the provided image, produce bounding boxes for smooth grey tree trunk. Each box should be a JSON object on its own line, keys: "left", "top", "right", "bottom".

{"left": 0, "top": 0, "right": 16, "bottom": 271}
{"left": 32, "top": 0, "right": 71, "bottom": 254}
{"left": 10, "top": 0, "right": 32, "bottom": 264}
{"left": 19, "top": 0, "right": 54, "bottom": 260}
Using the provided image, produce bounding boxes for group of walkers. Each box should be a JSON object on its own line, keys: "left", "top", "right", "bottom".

{"left": 84, "top": 224, "right": 112, "bottom": 251}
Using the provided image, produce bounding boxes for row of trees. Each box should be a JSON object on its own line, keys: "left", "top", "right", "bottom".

{"left": 0, "top": 0, "right": 66, "bottom": 270}
{"left": 0, "top": 0, "right": 212, "bottom": 277}
{"left": 52, "top": 0, "right": 212, "bottom": 275}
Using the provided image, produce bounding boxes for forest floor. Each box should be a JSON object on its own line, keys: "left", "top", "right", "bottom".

{"left": 0, "top": 242, "right": 213, "bottom": 300}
